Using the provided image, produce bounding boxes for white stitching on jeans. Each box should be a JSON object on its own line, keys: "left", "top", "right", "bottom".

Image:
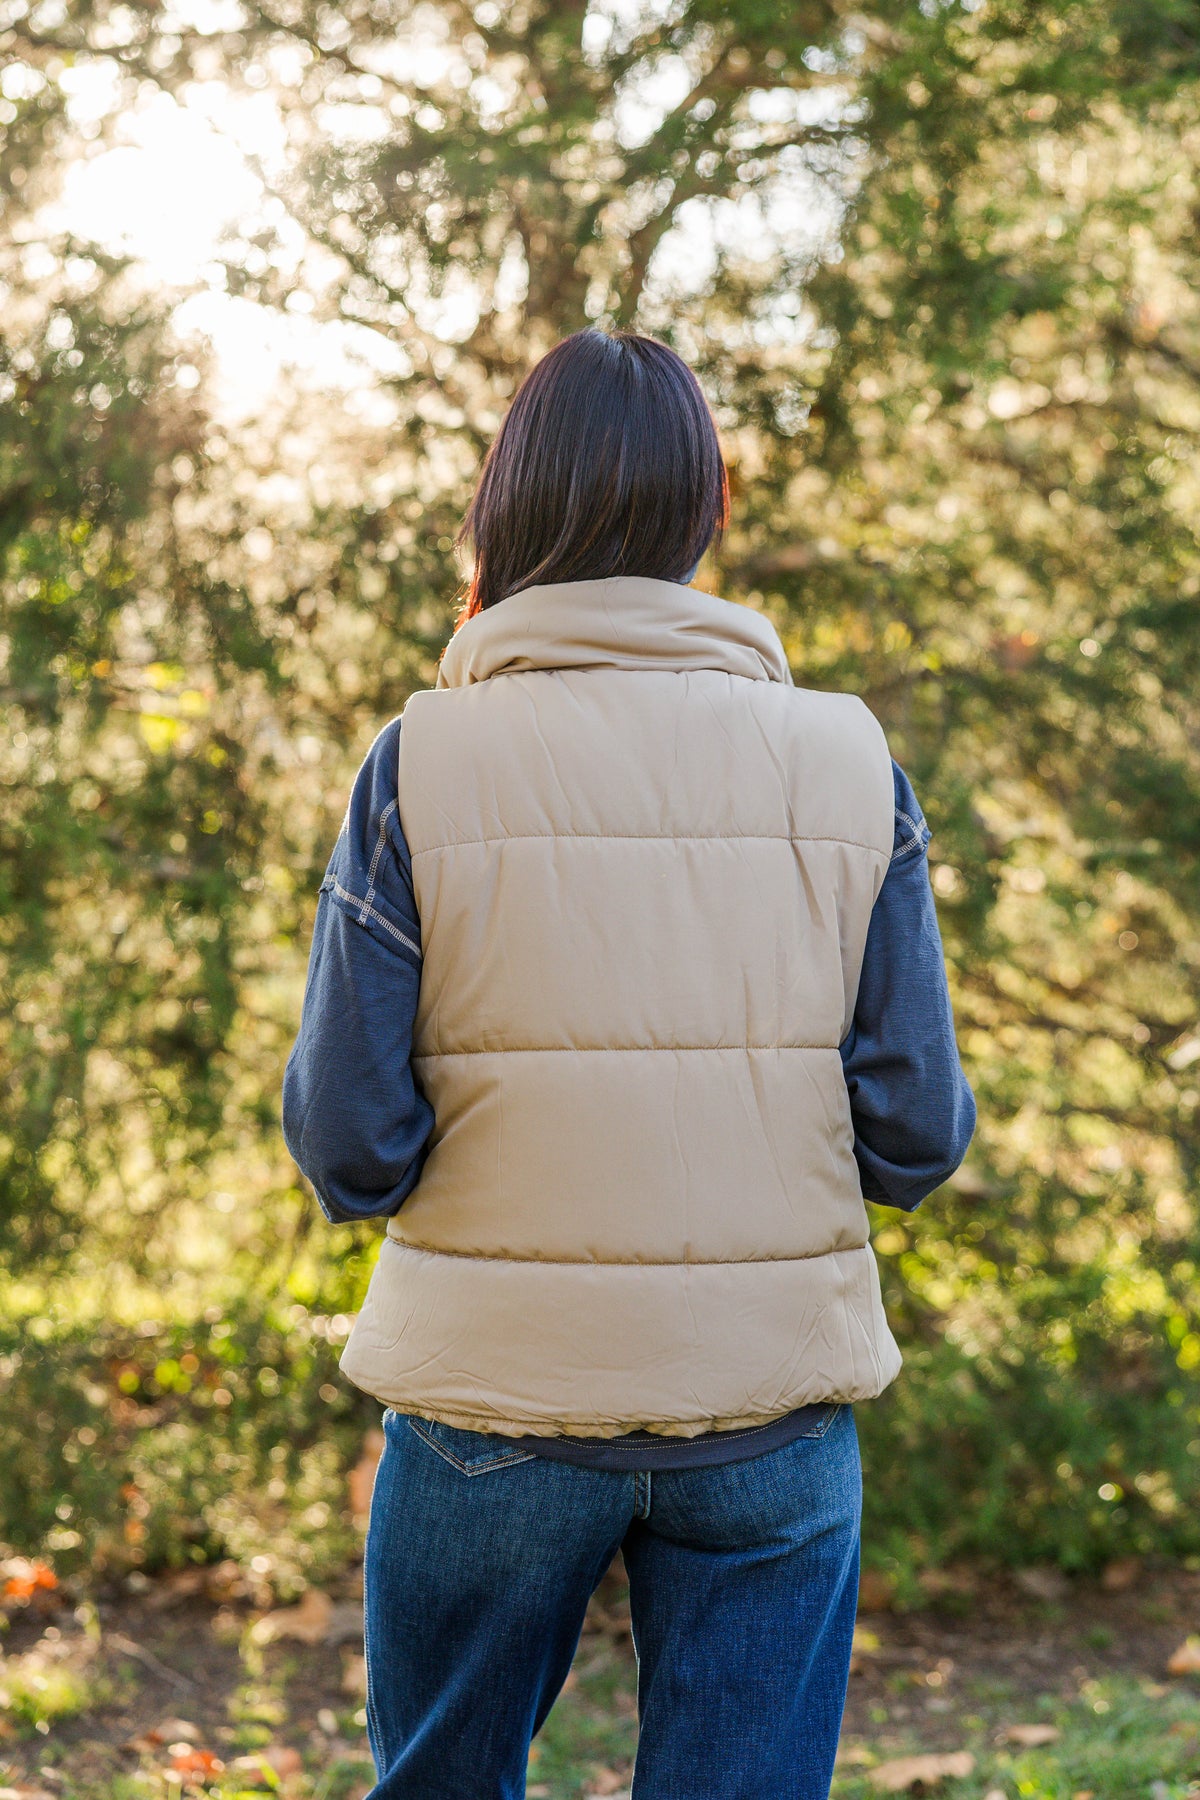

{"left": 407, "top": 1416, "right": 537, "bottom": 1473}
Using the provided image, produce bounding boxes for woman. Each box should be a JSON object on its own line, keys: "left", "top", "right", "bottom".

{"left": 283, "top": 328, "right": 975, "bottom": 1800}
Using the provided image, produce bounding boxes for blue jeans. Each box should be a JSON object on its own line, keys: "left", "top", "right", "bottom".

{"left": 363, "top": 1402, "right": 861, "bottom": 1799}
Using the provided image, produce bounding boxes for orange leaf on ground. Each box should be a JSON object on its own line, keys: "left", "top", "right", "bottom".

{"left": 1167, "top": 1637, "right": 1200, "bottom": 1676}
{"left": 168, "top": 1746, "right": 224, "bottom": 1776}
{"left": 868, "top": 1751, "right": 975, "bottom": 1792}
{"left": 1, "top": 1559, "right": 57, "bottom": 1601}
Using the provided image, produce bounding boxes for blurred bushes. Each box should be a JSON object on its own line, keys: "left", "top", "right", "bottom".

{"left": 860, "top": 1318, "right": 1200, "bottom": 1593}
{"left": 0, "top": 1303, "right": 370, "bottom": 1599}
{"left": 4, "top": 1276, "right": 1197, "bottom": 1595}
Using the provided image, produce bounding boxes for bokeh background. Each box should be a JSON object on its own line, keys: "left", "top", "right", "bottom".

{"left": 3, "top": 0, "right": 1200, "bottom": 1701}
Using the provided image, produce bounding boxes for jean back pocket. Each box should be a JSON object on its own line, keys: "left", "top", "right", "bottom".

{"left": 402, "top": 1411, "right": 539, "bottom": 1476}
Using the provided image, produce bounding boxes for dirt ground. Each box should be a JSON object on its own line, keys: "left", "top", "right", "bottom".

{"left": 6, "top": 1556, "right": 1200, "bottom": 1796}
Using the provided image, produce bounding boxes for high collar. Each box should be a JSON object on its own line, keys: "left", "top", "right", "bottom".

{"left": 436, "top": 576, "right": 794, "bottom": 690}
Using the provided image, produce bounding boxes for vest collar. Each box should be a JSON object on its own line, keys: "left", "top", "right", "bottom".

{"left": 436, "top": 576, "right": 794, "bottom": 689}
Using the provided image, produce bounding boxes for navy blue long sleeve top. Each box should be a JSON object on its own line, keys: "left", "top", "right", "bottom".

{"left": 282, "top": 717, "right": 976, "bottom": 1470}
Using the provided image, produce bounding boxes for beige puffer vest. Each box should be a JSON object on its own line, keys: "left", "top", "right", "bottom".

{"left": 339, "top": 575, "right": 902, "bottom": 1439}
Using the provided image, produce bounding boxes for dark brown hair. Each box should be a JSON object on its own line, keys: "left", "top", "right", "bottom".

{"left": 455, "top": 329, "right": 730, "bottom": 622}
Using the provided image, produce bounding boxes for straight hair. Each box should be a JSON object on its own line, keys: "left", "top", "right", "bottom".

{"left": 455, "top": 329, "right": 730, "bottom": 621}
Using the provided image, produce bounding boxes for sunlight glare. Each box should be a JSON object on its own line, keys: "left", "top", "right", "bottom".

{"left": 59, "top": 90, "right": 268, "bottom": 288}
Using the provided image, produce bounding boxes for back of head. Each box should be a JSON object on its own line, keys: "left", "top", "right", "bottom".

{"left": 456, "top": 329, "right": 729, "bottom": 620}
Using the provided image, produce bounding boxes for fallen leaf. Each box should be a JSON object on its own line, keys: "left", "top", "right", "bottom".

{"left": 168, "top": 1746, "right": 224, "bottom": 1777}
{"left": 918, "top": 1566, "right": 977, "bottom": 1601}
{"left": 858, "top": 1568, "right": 895, "bottom": 1612}
{"left": 868, "top": 1751, "right": 975, "bottom": 1792}
{"left": 1071, "top": 1791, "right": 1095, "bottom": 1800}
{"left": 266, "top": 1746, "right": 303, "bottom": 1776}
{"left": 1100, "top": 1555, "right": 1141, "bottom": 1593}
{"left": 349, "top": 1428, "right": 385, "bottom": 1523}
{"left": 1001, "top": 1724, "right": 1060, "bottom": 1747}
{"left": 587, "top": 1767, "right": 629, "bottom": 1794}
{"left": 151, "top": 1718, "right": 200, "bottom": 1744}
{"left": 251, "top": 1587, "right": 333, "bottom": 1646}
{"left": 1, "top": 1559, "right": 58, "bottom": 1603}
{"left": 342, "top": 1651, "right": 367, "bottom": 1696}
{"left": 1167, "top": 1638, "right": 1200, "bottom": 1677}
{"left": 1013, "top": 1566, "right": 1068, "bottom": 1603}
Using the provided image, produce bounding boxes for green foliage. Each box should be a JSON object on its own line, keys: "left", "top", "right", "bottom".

{"left": 860, "top": 1300, "right": 1200, "bottom": 1581}
{"left": 0, "top": 1304, "right": 370, "bottom": 1595}
{"left": 0, "top": 1650, "right": 98, "bottom": 1735}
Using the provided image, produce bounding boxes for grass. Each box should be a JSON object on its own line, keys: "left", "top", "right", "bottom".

{"left": 0, "top": 1646, "right": 99, "bottom": 1731}
{"left": 529, "top": 1642, "right": 639, "bottom": 1796}
{"left": 10, "top": 1620, "right": 1200, "bottom": 1800}
{"left": 833, "top": 1676, "right": 1200, "bottom": 1800}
